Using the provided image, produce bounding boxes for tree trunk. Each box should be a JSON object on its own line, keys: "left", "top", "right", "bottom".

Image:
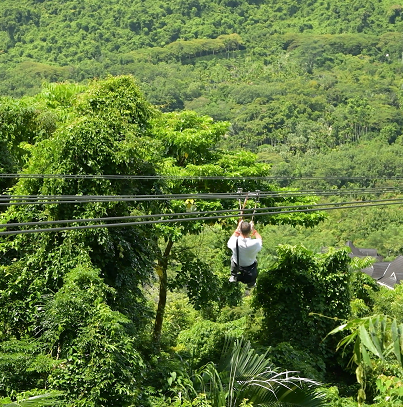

{"left": 152, "top": 238, "right": 174, "bottom": 347}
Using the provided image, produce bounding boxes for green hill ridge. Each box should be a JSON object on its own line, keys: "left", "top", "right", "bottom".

{"left": 2, "top": 0, "right": 403, "bottom": 162}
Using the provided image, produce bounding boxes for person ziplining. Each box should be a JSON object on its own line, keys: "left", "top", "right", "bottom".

{"left": 227, "top": 190, "right": 262, "bottom": 288}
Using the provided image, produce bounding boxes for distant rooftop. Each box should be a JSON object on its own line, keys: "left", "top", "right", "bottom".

{"left": 346, "top": 240, "right": 384, "bottom": 262}
{"left": 347, "top": 241, "right": 403, "bottom": 289}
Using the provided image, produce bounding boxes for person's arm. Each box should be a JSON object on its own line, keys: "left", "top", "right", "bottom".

{"left": 232, "top": 218, "right": 242, "bottom": 237}
{"left": 251, "top": 230, "right": 262, "bottom": 240}
{"left": 250, "top": 221, "right": 262, "bottom": 241}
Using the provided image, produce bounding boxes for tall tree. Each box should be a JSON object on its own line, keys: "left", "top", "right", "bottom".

{"left": 149, "top": 110, "right": 326, "bottom": 346}
{"left": 0, "top": 75, "right": 161, "bottom": 405}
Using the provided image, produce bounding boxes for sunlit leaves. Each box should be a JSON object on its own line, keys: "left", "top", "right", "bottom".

{"left": 0, "top": 76, "right": 160, "bottom": 404}
{"left": 76, "top": 75, "right": 157, "bottom": 130}
{"left": 328, "top": 314, "right": 403, "bottom": 404}
{"left": 152, "top": 110, "right": 229, "bottom": 167}
{"left": 254, "top": 244, "right": 352, "bottom": 361}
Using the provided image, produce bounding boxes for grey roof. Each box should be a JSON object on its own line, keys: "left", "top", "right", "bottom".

{"left": 361, "top": 262, "right": 389, "bottom": 279}
{"left": 346, "top": 240, "right": 365, "bottom": 257}
{"left": 346, "top": 241, "right": 403, "bottom": 289}
{"left": 377, "top": 256, "right": 403, "bottom": 289}
{"left": 346, "top": 240, "right": 384, "bottom": 262}
{"left": 372, "top": 262, "right": 390, "bottom": 280}
{"left": 361, "top": 266, "right": 374, "bottom": 277}
{"left": 359, "top": 248, "right": 379, "bottom": 257}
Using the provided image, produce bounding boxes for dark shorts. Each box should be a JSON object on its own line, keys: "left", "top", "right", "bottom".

{"left": 231, "top": 259, "right": 258, "bottom": 285}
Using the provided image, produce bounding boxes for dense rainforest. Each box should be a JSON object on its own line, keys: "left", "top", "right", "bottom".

{"left": 2, "top": 1, "right": 403, "bottom": 406}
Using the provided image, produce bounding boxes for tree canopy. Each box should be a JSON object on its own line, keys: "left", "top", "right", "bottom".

{"left": 0, "top": 75, "right": 331, "bottom": 406}
{"left": 2, "top": 0, "right": 403, "bottom": 405}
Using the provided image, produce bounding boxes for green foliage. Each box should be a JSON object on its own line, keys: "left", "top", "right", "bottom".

{"left": 0, "top": 97, "right": 57, "bottom": 171}
{"left": 177, "top": 320, "right": 246, "bottom": 369}
{"left": 76, "top": 75, "right": 156, "bottom": 128}
{"left": 40, "top": 265, "right": 116, "bottom": 352}
{"left": 36, "top": 82, "right": 87, "bottom": 110}
{"left": 268, "top": 342, "right": 326, "bottom": 382}
{"left": 195, "top": 337, "right": 327, "bottom": 407}
{"left": 0, "top": 136, "right": 15, "bottom": 193}
{"left": 0, "top": 61, "right": 73, "bottom": 98}
{"left": 0, "top": 391, "right": 64, "bottom": 406}
{"left": 372, "top": 285, "right": 403, "bottom": 322}
{"left": 169, "top": 255, "right": 222, "bottom": 312}
{"left": 135, "top": 34, "right": 245, "bottom": 64}
{"left": 0, "top": 75, "right": 160, "bottom": 405}
{"left": 253, "top": 245, "right": 352, "bottom": 363}
{"left": 319, "top": 386, "right": 358, "bottom": 407}
{"left": 152, "top": 110, "right": 228, "bottom": 167}
{"left": 48, "top": 302, "right": 145, "bottom": 407}
{"left": 142, "top": 351, "right": 199, "bottom": 406}
{"left": 350, "top": 271, "right": 380, "bottom": 312}
{"left": 1, "top": 0, "right": 403, "bottom": 165}
{"left": 272, "top": 140, "right": 403, "bottom": 191}
{"left": 374, "top": 374, "right": 403, "bottom": 405}
{"left": 329, "top": 314, "right": 403, "bottom": 405}
{"left": 161, "top": 294, "right": 200, "bottom": 348}
{"left": 0, "top": 77, "right": 159, "bottom": 338}
{"left": 1, "top": 2, "right": 403, "bottom": 405}
{"left": 147, "top": 393, "right": 213, "bottom": 407}
{"left": 0, "top": 340, "right": 56, "bottom": 398}
{"left": 330, "top": 315, "right": 403, "bottom": 368}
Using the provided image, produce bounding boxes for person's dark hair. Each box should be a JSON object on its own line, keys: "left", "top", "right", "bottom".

{"left": 240, "top": 221, "right": 251, "bottom": 235}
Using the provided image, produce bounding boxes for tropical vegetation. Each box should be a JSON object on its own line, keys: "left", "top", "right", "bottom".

{"left": 2, "top": 1, "right": 403, "bottom": 406}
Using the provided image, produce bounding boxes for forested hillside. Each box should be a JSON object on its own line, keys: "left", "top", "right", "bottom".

{"left": 3, "top": 1, "right": 403, "bottom": 406}
{"left": 2, "top": 0, "right": 403, "bottom": 154}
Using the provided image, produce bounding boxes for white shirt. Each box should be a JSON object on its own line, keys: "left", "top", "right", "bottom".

{"left": 227, "top": 235, "right": 262, "bottom": 267}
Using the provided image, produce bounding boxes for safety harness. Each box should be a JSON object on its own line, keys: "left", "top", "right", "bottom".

{"left": 235, "top": 237, "right": 258, "bottom": 285}
{"left": 233, "top": 189, "right": 260, "bottom": 286}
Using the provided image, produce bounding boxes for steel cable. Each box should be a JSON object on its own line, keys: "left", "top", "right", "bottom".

{"left": 1, "top": 187, "right": 401, "bottom": 206}
{"left": 2, "top": 198, "right": 403, "bottom": 236}
{"left": 2, "top": 173, "right": 403, "bottom": 181}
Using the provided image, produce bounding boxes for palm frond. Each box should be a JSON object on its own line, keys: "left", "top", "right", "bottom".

{"left": 196, "top": 337, "right": 326, "bottom": 407}
{"left": 328, "top": 314, "right": 403, "bottom": 404}
{"left": 1, "top": 392, "right": 64, "bottom": 407}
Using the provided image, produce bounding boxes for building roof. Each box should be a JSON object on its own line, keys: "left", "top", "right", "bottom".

{"left": 361, "top": 262, "right": 390, "bottom": 279}
{"left": 377, "top": 256, "right": 403, "bottom": 289}
{"left": 346, "top": 240, "right": 384, "bottom": 261}
{"left": 346, "top": 241, "right": 403, "bottom": 289}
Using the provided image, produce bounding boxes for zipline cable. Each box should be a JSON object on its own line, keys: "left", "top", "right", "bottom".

{"left": 3, "top": 173, "right": 403, "bottom": 181}
{"left": 0, "top": 193, "right": 249, "bottom": 205}
{"left": 1, "top": 187, "right": 402, "bottom": 206}
{"left": 2, "top": 199, "right": 403, "bottom": 236}
{"left": 2, "top": 198, "right": 403, "bottom": 236}
{"left": 3, "top": 187, "right": 399, "bottom": 199}
{"left": 2, "top": 206, "right": 256, "bottom": 229}
{"left": 3, "top": 197, "right": 403, "bottom": 229}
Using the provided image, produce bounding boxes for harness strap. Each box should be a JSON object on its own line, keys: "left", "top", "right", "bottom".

{"left": 236, "top": 237, "right": 240, "bottom": 271}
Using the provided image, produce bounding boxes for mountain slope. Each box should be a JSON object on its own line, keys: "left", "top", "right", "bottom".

{"left": 1, "top": 0, "right": 403, "bottom": 159}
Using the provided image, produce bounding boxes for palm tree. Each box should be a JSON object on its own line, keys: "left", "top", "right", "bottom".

{"left": 194, "top": 337, "right": 327, "bottom": 407}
